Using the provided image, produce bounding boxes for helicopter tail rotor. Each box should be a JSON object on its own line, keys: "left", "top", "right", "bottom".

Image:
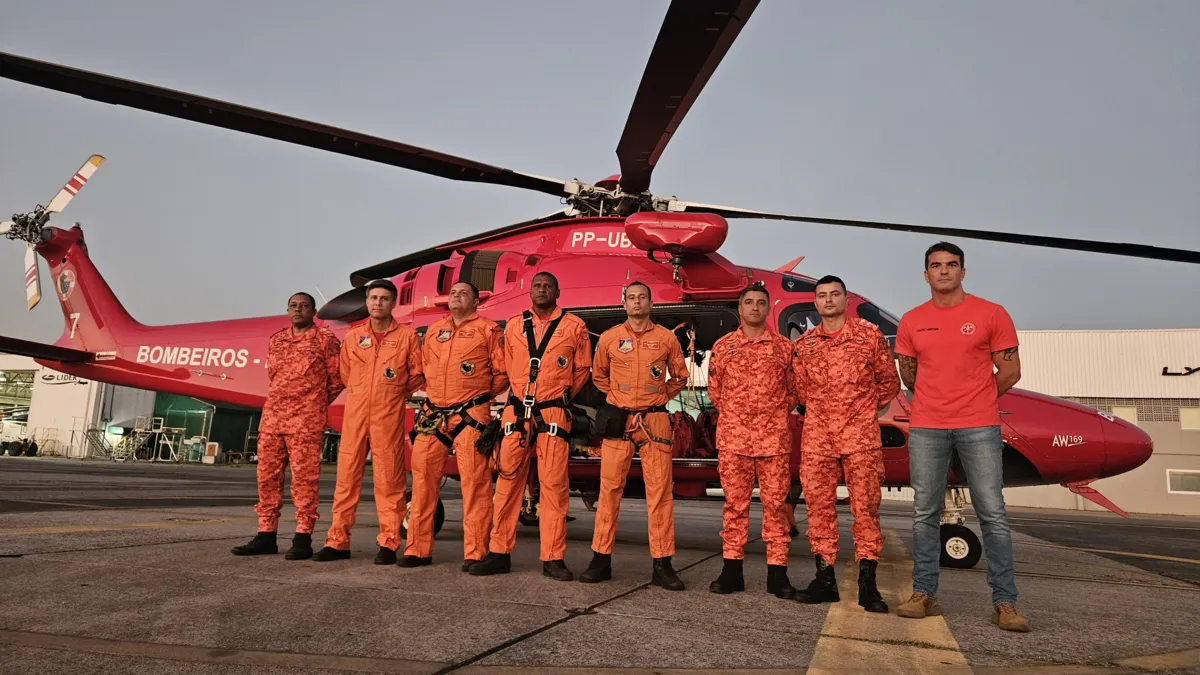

{"left": 24, "top": 245, "right": 41, "bottom": 310}
{"left": 4, "top": 155, "right": 107, "bottom": 310}
{"left": 46, "top": 155, "right": 105, "bottom": 214}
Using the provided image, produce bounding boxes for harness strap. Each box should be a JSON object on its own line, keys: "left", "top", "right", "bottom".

{"left": 523, "top": 309, "right": 566, "bottom": 388}
{"left": 623, "top": 406, "right": 672, "bottom": 447}
{"left": 417, "top": 392, "right": 495, "bottom": 447}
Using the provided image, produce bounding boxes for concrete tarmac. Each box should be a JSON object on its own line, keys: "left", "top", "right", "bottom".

{"left": 0, "top": 456, "right": 1197, "bottom": 674}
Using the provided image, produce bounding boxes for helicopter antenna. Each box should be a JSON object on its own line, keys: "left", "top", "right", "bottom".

{"left": 314, "top": 286, "right": 329, "bottom": 304}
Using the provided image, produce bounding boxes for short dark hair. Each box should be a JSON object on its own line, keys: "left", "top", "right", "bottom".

{"left": 738, "top": 280, "right": 769, "bottom": 302}
{"left": 451, "top": 280, "right": 479, "bottom": 300}
{"left": 366, "top": 278, "right": 398, "bottom": 300}
{"left": 625, "top": 281, "right": 652, "bottom": 301}
{"left": 532, "top": 271, "right": 559, "bottom": 289}
{"left": 814, "top": 275, "right": 845, "bottom": 293}
{"left": 289, "top": 292, "right": 316, "bottom": 309}
{"left": 925, "top": 241, "right": 964, "bottom": 269}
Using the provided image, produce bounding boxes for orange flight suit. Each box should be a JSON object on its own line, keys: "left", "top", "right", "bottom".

{"left": 324, "top": 319, "right": 424, "bottom": 552}
{"left": 590, "top": 321, "right": 689, "bottom": 558}
{"left": 256, "top": 325, "right": 343, "bottom": 534}
{"left": 406, "top": 313, "right": 508, "bottom": 562}
{"left": 490, "top": 307, "right": 591, "bottom": 561}
{"left": 793, "top": 317, "right": 900, "bottom": 563}
{"left": 707, "top": 327, "right": 798, "bottom": 566}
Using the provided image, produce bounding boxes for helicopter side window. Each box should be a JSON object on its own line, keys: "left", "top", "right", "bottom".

{"left": 853, "top": 301, "right": 900, "bottom": 351}
{"left": 778, "top": 302, "right": 821, "bottom": 341}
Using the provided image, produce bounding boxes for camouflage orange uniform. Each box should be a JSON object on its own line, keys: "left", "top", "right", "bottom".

{"left": 590, "top": 321, "right": 689, "bottom": 558}
{"left": 325, "top": 320, "right": 424, "bottom": 552}
{"left": 793, "top": 317, "right": 900, "bottom": 563}
{"left": 707, "top": 327, "right": 798, "bottom": 566}
{"left": 488, "top": 307, "right": 591, "bottom": 562}
{"left": 405, "top": 313, "right": 507, "bottom": 564}
{"left": 256, "top": 325, "right": 343, "bottom": 534}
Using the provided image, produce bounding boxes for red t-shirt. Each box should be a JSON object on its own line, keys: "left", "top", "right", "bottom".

{"left": 894, "top": 294, "right": 1018, "bottom": 429}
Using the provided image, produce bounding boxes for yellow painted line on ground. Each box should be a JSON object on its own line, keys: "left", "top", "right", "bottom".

{"left": 806, "top": 529, "right": 972, "bottom": 674}
{"left": 0, "top": 517, "right": 248, "bottom": 537}
{"left": 1018, "top": 540, "right": 1200, "bottom": 565}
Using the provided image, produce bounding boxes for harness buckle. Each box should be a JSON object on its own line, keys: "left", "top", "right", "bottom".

{"left": 503, "top": 422, "right": 516, "bottom": 436}
{"left": 547, "top": 422, "right": 559, "bottom": 437}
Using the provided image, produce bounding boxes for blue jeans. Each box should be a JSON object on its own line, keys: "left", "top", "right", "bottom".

{"left": 909, "top": 426, "right": 1018, "bottom": 605}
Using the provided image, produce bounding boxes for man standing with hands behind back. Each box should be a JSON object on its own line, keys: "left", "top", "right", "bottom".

{"left": 315, "top": 278, "right": 424, "bottom": 564}
{"left": 580, "top": 281, "right": 688, "bottom": 590}
{"left": 707, "top": 281, "right": 800, "bottom": 600}
{"left": 469, "top": 271, "right": 592, "bottom": 580}
{"left": 232, "top": 292, "right": 343, "bottom": 560}
{"left": 894, "top": 242, "right": 1029, "bottom": 632}
{"left": 791, "top": 275, "right": 899, "bottom": 612}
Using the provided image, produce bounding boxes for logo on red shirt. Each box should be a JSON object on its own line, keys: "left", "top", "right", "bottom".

{"left": 960, "top": 322, "right": 976, "bottom": 335}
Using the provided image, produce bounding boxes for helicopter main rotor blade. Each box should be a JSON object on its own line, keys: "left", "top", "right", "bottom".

{"left": 0, "top": 52, "right": 570, "bottom": 198}
{"left": 677, "top": 201, "right": 1200, "bottom": 265}
{"left": 615, "top": 0, "right": 758, "bottom": 195}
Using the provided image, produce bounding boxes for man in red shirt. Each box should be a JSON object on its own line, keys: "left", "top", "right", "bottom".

{"left": 707, "top": 281, "right": 800, "bottom": 599}
{"left": 232, "top": 292, "right": 343, "bottom": 560}
{"left": 893, "top": 242, "right": 1029, "bottom": 632}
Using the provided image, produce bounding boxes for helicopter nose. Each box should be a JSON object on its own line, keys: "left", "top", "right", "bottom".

{"left": 1100, "top": 414, "right": 1154, "bottom": 479}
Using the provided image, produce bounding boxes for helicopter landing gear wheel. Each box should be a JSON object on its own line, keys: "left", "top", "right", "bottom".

{"left": 400, "top": 490, "right": 445, "bottom": 539}
{"left": 940, "top": 524, "right": 982, "bottom": 569}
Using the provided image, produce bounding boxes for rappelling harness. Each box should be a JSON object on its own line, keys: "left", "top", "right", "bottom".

{"left": 503, "top": 310, "right": 573, "bottom": 448}
{"left": 413, "top": 391, "right": 496, "bottom": 449}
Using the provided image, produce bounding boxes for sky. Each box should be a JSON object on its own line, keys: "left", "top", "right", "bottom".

{"left": 2, "top": 0, "right": 1198, "bottom": 344}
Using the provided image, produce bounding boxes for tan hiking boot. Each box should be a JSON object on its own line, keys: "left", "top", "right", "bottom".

{"left": 992, "top": 603, "right": 1031, "bottom": 632}
{"left": 897, "top": 592, "right": 943, "bottom": 618}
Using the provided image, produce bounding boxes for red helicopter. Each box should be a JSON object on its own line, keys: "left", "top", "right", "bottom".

{"left": 3, "top": 1, "right": 1197, "bottom": 568}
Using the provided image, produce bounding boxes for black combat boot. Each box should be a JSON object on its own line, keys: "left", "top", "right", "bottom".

{"left": 795, "top": 554, "right": 840, "bottom": 604}
{"left": 543, "top": 559, "right": 574, "bottom": 581}
{"left": 708, "top": 558, "right": 745, "bottom": 594}
{"left": 857, "top": 559, "right": 888, "bottom": 613}
{"left": 231, "top": 532, "right": 277, "bottom": 556}
{"left": 468, "top": 552, "right": 511, "bottom": 575}
{"left": 398, "top": 555, "right": 432, "bottom": 568}
{"left": 374, "top": 546, "right": 398, "bottom": 565}
{"left": 766, "top": 564, "right": 798, "bottom": 600}
{"left": 461, "top": 558, "right": 481, "bottom": 572}
{"left": 651, "top": 557, "right": 685, "bottom": 591}
{"left": 313, "top": 546, "right": 351, "bottom": 562}
{"left": 578, "top": 551, "right": 612, "bottom": 583}
{"left": 284, "top": 533, "right": 313, "bottom": 560}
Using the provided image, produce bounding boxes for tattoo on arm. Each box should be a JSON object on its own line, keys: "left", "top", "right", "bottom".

{"left": 897, "top": 355, "right": 917, "bottom": 391}
{"left": 996, "top": 346, "right": 1018, "bottom": 361}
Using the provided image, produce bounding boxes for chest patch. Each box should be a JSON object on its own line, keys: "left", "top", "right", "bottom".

{"left": 617, "top": 338, "right": 633, "bottom": 353}
{"left": 556, "top": 355, "right": 569, "bottom": 369}
{"left": 642, "top": 341, "right": 659, "bottom": 350}
{"left": 460, "top": 361, "right": 475, "bottom": 375}
{"left": 960, "top": 322, "right": 976, "bottom": 336}
{"left": 649, "top": 364, "right": 663, "bottom": 380}
{"left": 436, "top": 329, "right": 452, "bottom": 343}
{"left": 458, "top": 329, "right": 475, "bottom": 338}
{"left": 383, "top": 367, "right": 396, "bottom": 380}
{"left": 358, "top": 335, "right": 372, "bottom": 349}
